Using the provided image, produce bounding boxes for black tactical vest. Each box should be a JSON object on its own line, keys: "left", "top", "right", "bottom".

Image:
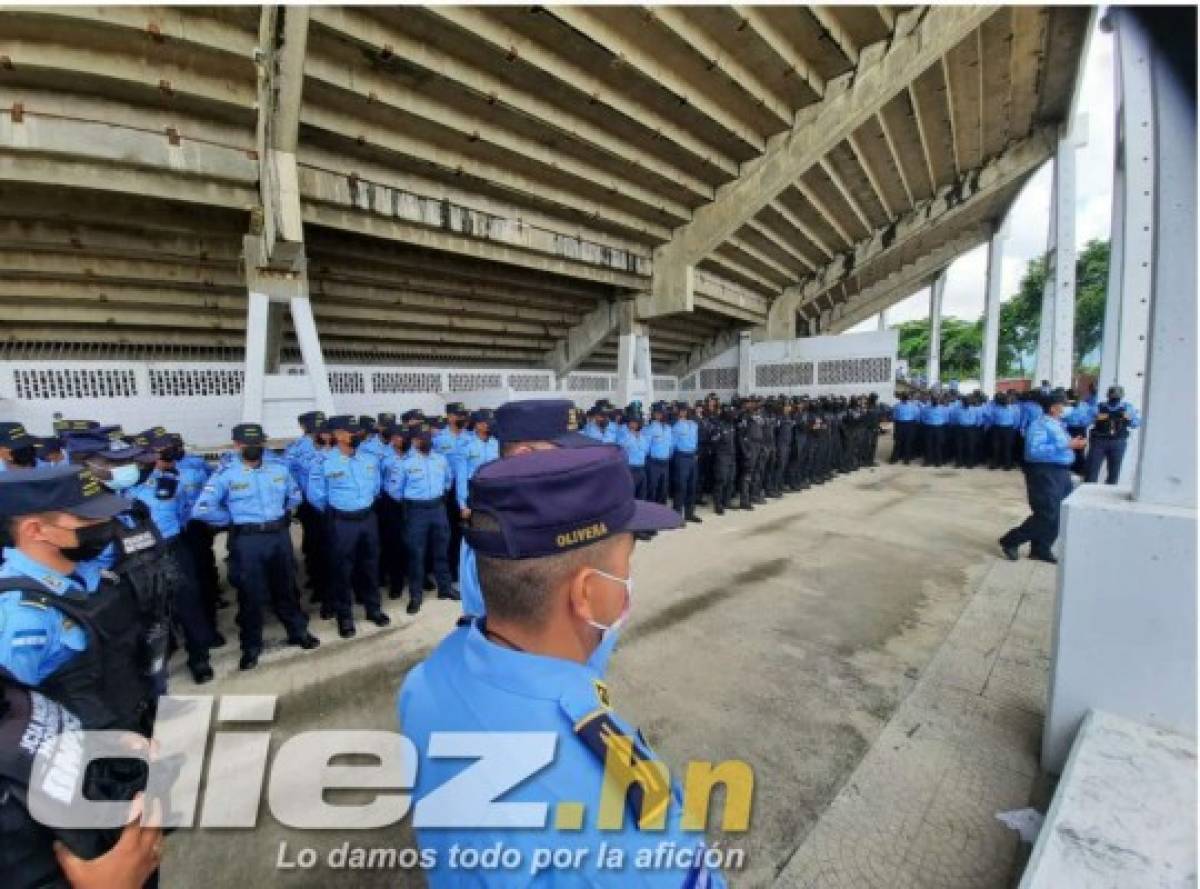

{"left": 0, "top": 573, "right": 155, "bottom": 736}
{"left": 1093, "top": 403, "right": 1131, "bottom": 439}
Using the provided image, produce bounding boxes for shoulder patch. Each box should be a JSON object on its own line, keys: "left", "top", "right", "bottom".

{"left": 572, "top": 709, "right": 670, "bottom": 829}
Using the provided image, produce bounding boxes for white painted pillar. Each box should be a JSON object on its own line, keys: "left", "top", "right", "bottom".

{"left": 737, "top": 330, "right": 753, "bottom": 396}
{"left": 615, "top": 303, "right": 653, "bottom": 408}
{"left": 980, "top": 223, "right": 1007, "bottom": 396}
{"left": 1044, "top": 9, "right": 1197, "bottom": 772}
{"left": 1049, "top": 121, "right": 1084, "bottom": 389}
{"left": 876, "top": 310, "right": 887, "bottom": 332}
{"left": 1034, "top": 168, "right": 1056, "bottom": 387}
{"left": 1099, "top": 12, "right": 1156, "bottom": 483}
{"left": 1132, "top": 16, "right": 1196, "bottom": 510}
{"left": 927, "top": 272, "right": 945, "bottom": 386}
{"left": 289, "top": 296, "right": 335, "bottom": 415}
{"left": 242, "top": 290, "right": 271, "bottom": 423}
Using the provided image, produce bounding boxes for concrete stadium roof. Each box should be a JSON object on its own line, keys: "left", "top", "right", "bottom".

{"left": 0, "top": 5, "right": 1091, "bottom": 371}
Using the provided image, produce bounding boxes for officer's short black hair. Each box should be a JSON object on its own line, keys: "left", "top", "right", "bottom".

{"left": 473, "top": 513, "right": 619, "bottom": 627}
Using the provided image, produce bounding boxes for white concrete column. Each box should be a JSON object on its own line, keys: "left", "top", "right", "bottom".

{"left": 980, "top": 223, "right": 1007, "bottom": 396}
{"left": 615, "top": 302, "right": 653, "bottom": 408}
{"left": 927, "top": 272, "right": 946, "bottom": 385}
{"left": 1043, "top": 8, "right": 1197, "bottom": 774}
{"left": 1132, "top": 17, "right": 1196, "bottom": 510}
{"left": 1034, "top": 172, "right": 1056, "bottom": 387}
{"left": 242, "top": 290, "right": 271, "bottom": 424}
{"left": 737, "top": 330, "right": 753, "bottom": 396}
{"left": 1098, "top": 12, "right": 1156, "bottom": 484}
{"left": 1049, "top": 121, "right": 1083, "bottom": 389}
{"left": 876, "top": 310, "right": 887, "bottom": 332}
{"left": 289, "top": 295, "right": 335, "bottom": 415}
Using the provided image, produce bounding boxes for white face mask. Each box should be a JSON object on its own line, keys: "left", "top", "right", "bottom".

{"left": 104, "top": 463, "right": 142, "bottom": 491}
{"left": 585, "top": 569, "right": 633, "bottom": 674}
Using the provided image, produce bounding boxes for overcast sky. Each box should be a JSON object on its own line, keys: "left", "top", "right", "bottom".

{"left": 846, "top": 22, "right": 1114, "bottom": 332}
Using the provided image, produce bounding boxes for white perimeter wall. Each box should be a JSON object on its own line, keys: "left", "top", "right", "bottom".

{"left": 679, "top": 330, "right": 898, "bottom": 402}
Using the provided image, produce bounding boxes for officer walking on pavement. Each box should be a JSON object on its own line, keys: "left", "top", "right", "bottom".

{"left": 306, "top": 415, "right": 389, "bottom": 637}
{"left": 191, "top": 423, "right": 319, "bottom": 669}
{"left": 399, "top": 446, "right": 727, "bottom": 888}
{"left": 999, "top": 392, "right": 1086, "bottom": 563}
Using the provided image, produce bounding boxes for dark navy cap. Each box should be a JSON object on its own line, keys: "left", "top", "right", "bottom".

{"left": 52, "top": 419, "right": 99, "bottom": 434}
{"left": 0, "top": 422, "right": 31, "bottom": 449}
{"left": 0, "top": 464, "right": 128, "bottom": 520}
{"left": 377, "top": 412, "right": 396, "bottom": 428}
{"left": 470, "top": 411, "right": 491, "bottom": 426}
{"left": 493, "top": 399, "right": 596, "bottom": 448}
{"left": 445, "top": 402, "right": 467, "bottom": 416}
{"left": 326, "top": 415, "right": 360, "bottom": 433}
{"left": 33, "top": 436, "right": 63, "bottom": 456}
{"left": 83, "top": 439, "right": 148, "bottom": 462}
{"left": 297, "top": 411, "right": 325, "bottom": 433}
{"left": 358, "top": 415, "right": 376, "bottom": 431}
{"left": 401, "top": 410, "right": 424, "bottom": 424}
{"left": 465, "top": 446, "right": 681, "bottom": 560}
{"left": 231, "top": 423, "right": 266, "bottom": 444}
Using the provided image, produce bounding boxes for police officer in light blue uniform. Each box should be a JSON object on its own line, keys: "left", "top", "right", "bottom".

{"left": 670, "top": 406, "right": 702, "bottom": 523}
{"left": 285, "top": 411, "right": 329, "bottom": 606}
{"left": 456, "top": 400, "right": 598, "bottom": 621}
{"left": 455, "top": 412, "right": 499, "bottom": 520}
{"left": 390, "top": 429, "right": 455, "bottom": 615}
{"left": 357, "top": 415, "right": 389, "bottom": 460}
{"left": 306, "top": 415, "right": 388, "bottom": 637}
{"left": 399, "top": 446, "right": 726, "bottom": 889}
{"left": 1085, "top": 385, "right": 1141, "bottom": 485}
{"left": 920, "top": 397, "right": 948, "bottom": 467}
{"left": 620, "top": 411, "right": 650, "bottom": 498}
{"left": 986, "top": 392, "right": 1020, "bottom": 470}
{"left": 889, "top": 393, "right": 920, "bottom": 464}
{"left": 583, "top": 408, "right": 618, "bottom": 444}
{"left": 999, "top": 392, "right": 1086, "bottom": 563}
{"left": 645, "top": 404, "right": 674, "bottom": 505}
{"left": 191, "top": 423, "right": 318, "bottom": 670}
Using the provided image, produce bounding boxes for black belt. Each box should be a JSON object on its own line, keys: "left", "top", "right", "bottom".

{"left": 675, "top": 451, "right": 697, "bottom": 457}
{"left": 404, "top": 497, "right": 444, "bottom": 507}
{"left": 330, "top": 506, "right": 373, "bottom": 520}
{"left": 648, "top": 457, "right": 670, "bottom": 464}
{"left": 232, "top": 518, "right": 288, "bottom": 535}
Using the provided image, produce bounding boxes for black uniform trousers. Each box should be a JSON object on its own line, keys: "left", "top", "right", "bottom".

{"left": 923, "top": 425, "right": 946, "bottom": 466}
{"left": 328, "top": 510, "right": 382, "bottom": 620}
{"left": 1000, "top": 463, "right": 1072, "bottom": 556}
{"left": 227, "top": 525, "right": 310, "bottom": 653}
{"left": 1085, "top": 436, "right": 1128, "bottom": 484}
{"left": 406, "top": 499, "right": 452, "bottom": 603}
{"left": 646, "top": 458, "right": 671, "bottom": 504}
{"left": 378, "top": 495, "right": 408, "bottom": 598}
{"left": 991, "top": 426, "right": 1016, "bottom": 469}
{"left": 629, "top": 465, "right": 648, "bottom": 499}
{"left": 671, "top": 452, "right": 698, "bottom": 516}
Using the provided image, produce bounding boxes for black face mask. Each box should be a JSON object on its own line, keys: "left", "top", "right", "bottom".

{"left": 8, "top": 445, "right": 35, "bottom": 468}
{"left": 416, "top": 440, "right": 432, "bottom": 454}
{"left": 317, "top": 436, "right": 332, "bottom": 448}
{"left": 242, "top": 445, "right": 264, "bottom": 463}
{"left": 159, "top": 446, "right": 182, "bottom": 464}
{"left": 59, "top": 519, "right": 118, "bottom": 563}
{"left": 350, "top": 433, "right": 365, "bottom": 447}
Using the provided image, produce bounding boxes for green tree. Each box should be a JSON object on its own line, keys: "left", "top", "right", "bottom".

{"left": 896, "top": 317, "right": 982, "bottom": 380}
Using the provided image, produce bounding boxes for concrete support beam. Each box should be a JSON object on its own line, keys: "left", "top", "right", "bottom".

{"left": 980, "top": 223, "right": 1007, "bottom": 395}
{"left": 644, "top": 5, "right": 997, "bottom": 318}
{"left": 1050, "top": 122, "right": 1084, "bottom": 387}
{"left": 1100, "top": 9, "right": 1156, "bottom": 457}
{"left": 544, "top": 301, "right": 622, "bottom": 377}
{"left": 737, "top": 330, "right": 754, "bottom": 397}
{"left": 767, "top": 126, "right": 1054, "bottom": 337}
{"left": 670, "top": 328, "right": 741, "bottom": 379}
{"left": 1132, "top": 16, "right": 1196, "bottom": 510}
{"left": 830, "top": 224, "right": 990, "bottom": 333}
{"left": 615, "top": 302, "right": 653, "bottom": 409}
{"left": 877, "top": 310, "right": 887, "bottom": 332}
{"left": 927, "top": 270, "right": 946, "bottom": 385}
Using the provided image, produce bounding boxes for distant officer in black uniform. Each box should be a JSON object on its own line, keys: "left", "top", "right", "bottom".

{"left": 709, "top": 406, "right": 738, "bottom": 514}
{"left": 735, "top": 398, "right": 762, "bottom": 510}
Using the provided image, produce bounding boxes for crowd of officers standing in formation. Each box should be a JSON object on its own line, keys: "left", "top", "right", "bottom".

{"left": 588, "top": 392, "right": 886, "bottom": 518}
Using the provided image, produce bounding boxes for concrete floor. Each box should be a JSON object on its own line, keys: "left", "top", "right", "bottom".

{"left": 162, "top": 456, "right": 1052, "bottom": 888}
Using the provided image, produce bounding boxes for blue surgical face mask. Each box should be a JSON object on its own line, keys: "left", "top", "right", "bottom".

{"left": 104, "top": 463, "right": 142, "bottom": 491}
{"left": 585, "top": 569, "right": 633, "bottom": 674}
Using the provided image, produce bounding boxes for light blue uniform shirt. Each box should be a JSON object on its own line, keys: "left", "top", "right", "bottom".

{"left": 920, "top": 404, "right": 948, "bottom": 426}
{"left": 175, "top": 460, "right": 209, "bottom": 519}
{"left": 432, "top": 428, "right": 464, "bottom": 483}
{"left": 124, "top": 469, "right": 187, "bottom": 539}
{"left": 1094, "top": 399, "right": 1141, "bottom": 431}
{"left": 988, "top": 403, "right": 1019, "bottom": 427}
{"left": 458, "top": 543, "right": 484, "bottom": 618}
{"left": 1019, "top": 400, "right": 1043, "bottom": 433}
{"left": 306, "top": 448, "right": 381, "bottom": 513}
{"left": 358, "top": 434, "right": 388, "bottom": 460}
{"left": 583, "top": 422, "right": 617, "bottom": 444}
{"left": 387, "top": 450, "right": 452, "bottom": 501}
{"left": 455, "top": 435, "right": 499, "bottom": 510}
{"left": 646, "top": 421, "right": 673, "bottom": 460}
{"left": 671, "top": 419, "right": 698, "bottom": 454}
{"left": 620, "top": 429, "right": 649, "bottom": 468}
{"left": 283, "top": 435, "right": 318, "bottom": 490}
{"left": 0, "top": 548, "right": 105, "bottom": 685}
{"left": 891, "top": 401, "right": 920, "bottom": 422}
{"left": 398, "top": 623, "right": 727, "bottom": 889}
{"left": 954, "top": 405, "right": 982, "bottom": 427}
{"left": 191, "top": 458, "right": 301, "bottom": 526}
{"left": 1025, "top": 414, "right": 1075, "bottom": 465}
